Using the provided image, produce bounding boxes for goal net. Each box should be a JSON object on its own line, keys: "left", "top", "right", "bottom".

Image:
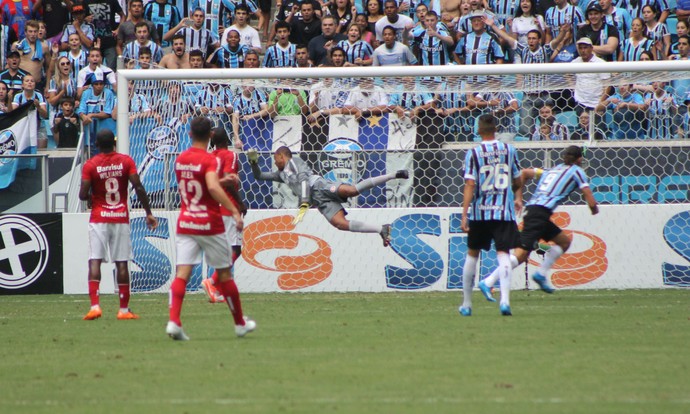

{"left": 119, "top": 61, "right": 690, "bottom": 293}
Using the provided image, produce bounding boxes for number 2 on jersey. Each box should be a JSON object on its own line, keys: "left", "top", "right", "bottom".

{"left": 179, "top": 179, "right": 207, "bottom": 212}
{"left": 479, "top": 164, "right": 510, "bottom": 191}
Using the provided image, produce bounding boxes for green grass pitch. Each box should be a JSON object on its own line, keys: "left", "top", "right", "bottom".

{"left": 1, "top": 290, "right": 688, "bottom": 414}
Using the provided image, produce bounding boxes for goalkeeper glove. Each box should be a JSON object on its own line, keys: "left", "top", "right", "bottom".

{"left": 247, "top": 148, "right": 259, "bottom": 164}
{"left": 292, "top": 203, "right": 309, "bottom": 225}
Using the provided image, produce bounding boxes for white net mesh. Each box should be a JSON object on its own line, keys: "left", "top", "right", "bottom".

{"left": 122, "top": 63, "right": 690, "bottom": 292}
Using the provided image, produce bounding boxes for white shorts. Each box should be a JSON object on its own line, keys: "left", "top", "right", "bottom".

{"left": 88, "top": 223, "right": 132, "bottom": 262}
{"left": 176, "top": 233, "right": 231, "bottom": 269}
{"left": 222, "top": 216, "right": 243, "bottom": 246}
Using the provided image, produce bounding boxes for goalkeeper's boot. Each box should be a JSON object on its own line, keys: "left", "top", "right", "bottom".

{"left": 201, "top": 278, "right": 224, "bottom": 303}
{"left": 395, "top": 170, "right": 409, "bottom": 179}
{"left": 458, "top": 306, "right": 472, "bottom": 316}
{"left": 500, "top": 304, "right": 512, "bottom": 316}
{"left": 166, "top": 321, "right": 190, "bottom": 341}
{"left": 117, "top": 310, "right": 139, "bottom": 320}
{"left": 83, "top": 307, "right": 102, "bottom": 320}
{"left": 380, "top": 224, "right": 392, "bottom": 247}
{"left": 478, "top": 280, "right": 497, "bottom": 303}
{"left": 235, "top": 316, "right": 257, "bottom": 337}
{"left": 532, "top": 272, "right": 555, "bottom": 294}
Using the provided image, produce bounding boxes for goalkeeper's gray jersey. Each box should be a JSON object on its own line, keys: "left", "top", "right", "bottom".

{"left": 251, "top": 156, "right": 320, "bottom": 205}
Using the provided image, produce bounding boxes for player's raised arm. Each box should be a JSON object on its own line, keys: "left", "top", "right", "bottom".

{"left": 247, "top": 148, "right": 283, "bottom": 182}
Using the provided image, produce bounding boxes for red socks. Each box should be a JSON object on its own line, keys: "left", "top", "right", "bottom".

{"left": 218, "top": 279, "right": 244, "bottom": 325}
{"left": 118, "top": 284, "right": 130, "bottom": 309}
{"left": 169, "top": 278, "right": 187, "bottom": 325}
{"left": 88, "top": 280, "right": 100, "bottom": 307}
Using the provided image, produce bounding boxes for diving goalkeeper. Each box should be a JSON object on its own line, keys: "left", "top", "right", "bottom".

{"left": 248, "top": 146, "right": 409, "bottom": 247}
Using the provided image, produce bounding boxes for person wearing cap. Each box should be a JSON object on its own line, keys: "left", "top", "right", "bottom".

{"left": 572, "top": 36, "right": 610, "bottom": 135}
{"left": 59, "top": 4, "right": 96, "bottom": 51}
{"left": 454, "top": 10, "right": 504, "bottom": 65}
{"left": 477, "top": 145, "right": 599, "bottom": 300}
{"left": 0, "top": 50, "right": 28, "bottom": 95}
{"left": 577, "top": 2, "right": 619, "bottom": 61}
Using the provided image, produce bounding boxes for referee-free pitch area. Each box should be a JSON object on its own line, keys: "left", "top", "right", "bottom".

{"left": 1, "top": 290, "right": 688, "bottom": 414}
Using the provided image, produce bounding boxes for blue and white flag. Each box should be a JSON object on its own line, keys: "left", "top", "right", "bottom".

{"left": 0, "top": 103, "right": 38, "bottom": 189}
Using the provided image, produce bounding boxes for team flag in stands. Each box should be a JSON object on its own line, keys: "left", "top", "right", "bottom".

{"left": 0, "top": 103, "right": 38, "bottom": 189}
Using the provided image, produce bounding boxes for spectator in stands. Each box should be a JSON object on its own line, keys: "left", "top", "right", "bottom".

{"left": 0, "top": 0, "right": 37, "bottom": 39}
{"left": 598, "top": 83, "right": 647, "bottom": 140}
{"left": 412, "top": 11, "right": 454, "bottom": 66}
{"left": 669, "top": 19, "right": 689, "bottom": 58}
{"left": 625, "top": 0, "right": 669, "bottom": 23}
{"left": 677, "top": 0, "right": 690, "bottom": 24}
{"left": 337, "top": 23, "right": 374, "bottom": 65}
{"left": 127, "top": 80, "right": 157, "bottom": 123}
{"left": 309, "top": 15, "right": 347, "bottom": 65}
{"left": 144, "top": 0, "right": 182, "bottom": 50}
{"left": 52, "top": 97, "right": 80, "bottom": 148}
{"left": 263, "top": 21, "right": 297, "bottom": 67}
{"left": 375, "top": 0, "right": 413, "bottom": 44}
{"left": 532, "top": 117, "right": 561, "bottom": 140}
{"left": 454, "top": 0, "right": 497, "bottom": 40}
{"left": 188, "top": 48, "right": 206, "bottom": 68}
{"left": 510, "top": 0, "right": 545, "bottom": 47}
{"left": 85, "top": 0, "right": 125, "bottom": 69}
{"left": 295, "top": 44, "right": 313, "bottom": 67}
{"left": 271, "top": 0, "right": 322, "bottom": 44}
{"left": 159, "top": 33, "right": 191, "bottom": 68}
{"left": 578, "top": 3, "right": 619, "bottom": 61}
{"left": 153, "top": 81, "right": 195, "bottom": 121}
{"left": 570, "top": 111, "right": 605, "bottom": 140}
{"left": 645, "top": 80, "right": 677, "bottom": 139}
{"left": 535, "top": 102, "right": 570, "bottom": 140}
{"left": 47, "top": 55, "right": 78, "bottom": 123}
{"left": 354, "top": 13, "right": 376, "bottom": 46}
{"left": 572, "top": 37, "right": 610, "bottom": 134}
{"left": 329, "top": 0, "right": 354, "bottom": 34}
{"left": 289, "top": 1, "right": 322, "bottom": 46}
{"left": 194, "top": 82, "right": 233, "bottom": 126}
{"left": 454, "top": 11, "right": 504, "bottom": 64}
{"left": 56, "top": 34, "right": 88, "bottom": 86}
{"left": 40, "top": 0, "right": 70, "bottom": 46}
{"left": 222, "top": 5, "right": 262, "bottom": 54}
{"left": 168, "top": 8, "right": 219, "bottom": 58}
{"left": 0, "top": 81, "right": 10, "bottom": 113}
{"left": 435, "top": 79, "right": 473, "bottom": 141}
{"left": 342, "top": 76, "right": 388, "bottom": 118}
{"left": 0, "top": 21, "right": 18, "bottom": 69}
{"left": 387, "top": 77, "right": 434, "bottom": 120}
{"left": 232, "top": 82, "right": 268, "bottom": 148}
{"left": 117, "top": 0, "right": 160, "bottom": 57}
{"left": 13, "top": 74, "right": 48, "bottom": 147}
{"left": 0, "top": 50, "right": 28, "bottom": 95}
{"left": 366, "top": 0, "right": 384, "bottom": 34}
{"left": 207, "top": 28, "right": 248, "bottom": 67}
{"left": 409, "top": 3, "right": 429, "bottom": 57}
{"left": 190, "top": 0, "right": 229, "bottom": 35}
{"left": 125, "top": 23, "right": 164, "bottom": 65}
{"left": 219, "top": 0, "right": 264, "bottom": 37}
{"left": 307, "top": 48, "right": 350, "bottom": 122}
{"left": 469, "top": 89, "right": 519, "bottom": 141}
{"left": 77, "top": 47, "right": 116, "bottom": 99}
{"left": 59, "top": 4, "right": 96, "bottom": 51}
{"left": 600, "top": 0, "right": 631, "bottom": 42}
{"left": 267, "top": 83, "right": 309, "bottom": 117}
{"left": 77, "top": 72, "right": 117, "bottom": 148}
{"left": 641, "top": 4, "right": 669, "bottom": 60}
{"left": 544, "top": 0, "right": 584, "bottom": 62}
{"left": 619, "top": 17, "right": 654, "bottom": 61}
{"left": 372, "top": 25, "right": 417, "bottom": 65}
{"left": 16, "top": 20, "right": 50, "bottom": 91}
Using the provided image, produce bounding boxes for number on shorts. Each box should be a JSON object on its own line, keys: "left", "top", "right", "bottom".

{"left": 105, "top": 177, "right": 121, "bottom": 205}
{"left": 179, "top": 179, "right": 207, "bottom": 212}
{"left": 479, "top": 164, "right": 510, "bottom": 191}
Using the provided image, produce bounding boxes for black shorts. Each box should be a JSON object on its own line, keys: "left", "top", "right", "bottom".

{"left": 519, "top": 205, "right": 562, "bottom": 251}
{"left": 468, "top": 220, "right": 519, "bottom": 252}
{"left": 259, "top": 0, "right": 270, "bottom": 13}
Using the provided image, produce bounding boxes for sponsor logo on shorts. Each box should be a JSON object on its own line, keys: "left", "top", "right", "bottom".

{"left": 0, "top": 215, "right": 49, "bottom": 289}
{"left": 242, "top": 215, "right": 333, "bottom": 290}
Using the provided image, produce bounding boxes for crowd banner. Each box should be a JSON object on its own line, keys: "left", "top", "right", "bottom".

{"left": 0, "top": 103, "right": 38, "bottom": 189}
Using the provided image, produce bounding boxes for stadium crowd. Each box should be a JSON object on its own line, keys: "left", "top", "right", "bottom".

{"left": 2, "top": 0, "right": 690, "bottom": 148}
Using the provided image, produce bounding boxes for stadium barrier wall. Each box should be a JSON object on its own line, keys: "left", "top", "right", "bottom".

{"left": 62, "top": 204, "right": 690, "bottom": 294}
